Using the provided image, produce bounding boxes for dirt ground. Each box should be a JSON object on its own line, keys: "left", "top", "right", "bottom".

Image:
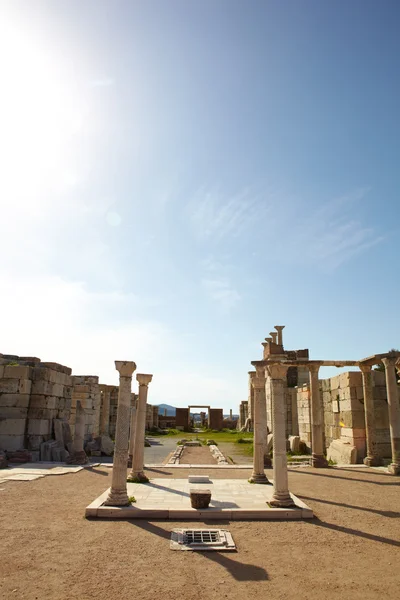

{"left": 0, "top": 465, "right": 399, "bottom": 600}
{"left": 180, "top": 445, "right": 217, "bottom": 464}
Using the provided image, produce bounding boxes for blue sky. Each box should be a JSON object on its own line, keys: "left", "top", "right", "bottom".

{"left": 0, "top": 1, "right": 399, "bottom": 410}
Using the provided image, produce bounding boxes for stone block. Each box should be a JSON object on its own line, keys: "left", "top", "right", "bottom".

{"left": 40, "top": 362, "right": 72, "bottom": 375}
{"left": 19, "top": 379, "right": 32, "bottom": 394}
{"left": 27, "top": 419, "right": 51, "bottom": 435}
{"left": 0, "top": 379, "right": 19, "bottom": 394}
{"left": 29, "top": 395, "right": 58, "bottom": 409}
{"left": 31, "top": 381, "right": 64, "bottom": 396}
{"left": 289, "top": 435, "right": 300, "bottom": 453}
{"left": 0, "top": 418, "right": 26, "bottom": 435}
{"left": 0, "top": 393, "right": 30, "bottom": 408}
{"left": 27, "top": 408, "right": 57, "bottom": 420}
{"left": 266, "top": 433, "right": 273, "bottom": 453}
{"left": 327, "top": 439, "right": 357, "bottom": 464}
{"left": 0, "top": 366, "right": 4, "bottom": 378}
{"left": 373, "top": 371, "right": 386, "bottom": 386}
{"left": 321, "top": 379, "right": 331, "bottom": 392}
{"left": 27, "top": 434, "right": 45, "bottom": 450}
{"left": 0, "top": 407, "right": 28, "bottom": 419}
{"left": 330, "top": 376, "right": 340, "bottom": 390}
{"left": 3, "top": 365, "right": 32, "bottom": 379}
{"left": 331, "top": 388, "right": 340, "bottom": 401}
{"left": 96, "top": 435, "right": 114, "bottom": 456}
{"left": 0, "top": 434, "right": 25, "bottom": 451}
{"left": 322, "top": 391, "right": 332, "bottom": 404}
{"left": 340, "top": 372, "right": 362, "bottom": 388}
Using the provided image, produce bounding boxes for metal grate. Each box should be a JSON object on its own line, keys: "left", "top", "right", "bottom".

{"left": 184, "top": 530, "right": 220, "bottom": 545}
{"left": 170, "top": 529, "right": 236, "bottom": 551}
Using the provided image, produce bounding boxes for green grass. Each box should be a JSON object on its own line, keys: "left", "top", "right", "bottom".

{"left": 162, "top": 430, "right": 253, "bottom": 443}
{"left": 128, "top": 496, "right": 136, "bottom": 504}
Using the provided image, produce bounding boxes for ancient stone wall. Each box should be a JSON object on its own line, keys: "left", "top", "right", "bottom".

{"left": 0, "top": 353, "right": 72, "bottom": 459}
{"left": 209, "top": 408, "right": 223, "bottom": 430}
{"left": 296, "top": 370, "right": 394, "bottom": 459}
{"left": 152, "top": 405, "right": 159, "bottom": 428}
{"left": 70, "top": 376, "right": 101, "bottom": 441}
{"left": 175, "top": 407, "right": 189, "bottom": 430}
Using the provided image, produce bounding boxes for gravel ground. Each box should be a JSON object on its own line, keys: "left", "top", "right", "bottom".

{"left": 0, "top": 465, "right": 399, "bottom": 600}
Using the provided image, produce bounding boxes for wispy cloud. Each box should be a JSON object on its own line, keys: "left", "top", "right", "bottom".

{"left": 187, "top": 186, "right": 271, "bottom": 242}
{"left": 284, "top": 187, "right": 384, "bottom": 270}
{"left": 200, "top": 255, "right": 241, "bottom": 312}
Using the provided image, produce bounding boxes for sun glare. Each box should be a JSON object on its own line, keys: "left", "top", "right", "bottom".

{"left": 0, "top": 18, "right": 83, "bottom": 210}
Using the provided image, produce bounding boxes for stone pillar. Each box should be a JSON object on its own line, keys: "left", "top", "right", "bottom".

{"left": 104, "top": 361, "right": 136, "bottom": 506}
{"left": 67, "top": 400, "right": 89, "bottom": 465}
{"left": 269, "top": 332, "right": 278, "bottom": 344}
{"left": 360, "top": 364, "right": 383, "bottom": 466}
{"left": 230, "top": 408, "right": 233, "bottom": 420}
{"left": 128, "top": 395, "right": 137, "bottom": 466}
{"left": 128, "top": 373, "right": 153, "bottom": 482}
{"left": 309, "top": 363, "right": 328, "bottom": 467}
{"left": 249, "top": 371, "right": 269, "bottom": 483}
{"left": 274, "top": 325, "right": 285, "bottom": 346}
{"left": 100, "top": 388, "right": 111, "bottom": 436}
{"left": 382, "top": 357, "right": 400, "bottom": 475}
{"left": 266, "top": 364, "right": 294, "bottom": 507}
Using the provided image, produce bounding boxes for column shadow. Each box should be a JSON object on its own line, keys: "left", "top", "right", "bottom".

{"left": 304, "top": 518, "right": 400, "bottom": 547}
{"left": 297, "top": 494, "right": 400, "bottom": 518}
{"left": 292, "top": 469, "right": 400, "bottom": 486}
{"left": 127, "top": 520, "right": 269, "bottom": 581}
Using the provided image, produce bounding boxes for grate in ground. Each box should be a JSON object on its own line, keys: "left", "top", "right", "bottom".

{"left": 170, "top": 529, "right": 236, "bottom": 551}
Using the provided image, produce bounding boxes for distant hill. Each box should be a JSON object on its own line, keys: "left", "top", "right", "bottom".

{"left": 157, "top": 403, "right": 176, "bottom": 416}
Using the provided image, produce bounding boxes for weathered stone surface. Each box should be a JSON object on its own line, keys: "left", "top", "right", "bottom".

{"left": 0, "top": 451, "right": 8, "bottom": 468}
{"left": 7, "top": 449, "right": 33, "bottom": 463}
{"left": 190, "top": 488, "right": 211, "bottom": 509}
{"left": 327, "top": 439, "right": 357, "bottom": 464}
{"left": 289, "top": 435, "right": 300, "bottom": 453}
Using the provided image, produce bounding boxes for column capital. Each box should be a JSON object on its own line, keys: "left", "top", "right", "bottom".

{"left": 382, "top": 356, "right": 399, "bottom": 368}
{"left": 115, "top": 361, "right": 136, "bottom": 377}
{"left": 308, "top": 363, "right": 322, "bottom": 374}
{"left": 269, "top": 332, "right": 278, "bottom": 343}
{"left": 266, "top": 363, "right": 288, "bottom": 380}
{"left": 359, "top": 364, "right": 372, "bottom": 374}
{"left": 136, "top": 373, "right": 153, "bottom": 386}
{"left": 264, "top": 337, "right": 273, "bottom": 343}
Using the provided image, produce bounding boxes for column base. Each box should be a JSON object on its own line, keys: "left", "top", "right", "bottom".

{"left": 66, "top": 450, "right": 89, "bottom": 465}
{"left": 312, "top": 454, "right": 328, "bottom": 468}
{"left": 249, "top": 472, "right": 269, "bottom": 484}
{"left": 363, "top": 456, "right": 384, "bottom": 467}
{"left": 269, "top": 492, "right": 295, "bottom": 508}
{"left": 388, "top": 463, "right": 400, "bottom": 476}
{"left": 127, "top": 471, "right": 149, "bottom": 483}
{"left": 104, "top": 489, "right": 130, "bottom": 506}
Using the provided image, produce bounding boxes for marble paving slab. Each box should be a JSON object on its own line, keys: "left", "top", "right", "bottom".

{"left": 86, "top": 478, "right": 313, "bottom": 520}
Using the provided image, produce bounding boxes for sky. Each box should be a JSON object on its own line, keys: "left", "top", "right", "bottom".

{"left": 0, "top": 0, "right": 399, "bottom": 411}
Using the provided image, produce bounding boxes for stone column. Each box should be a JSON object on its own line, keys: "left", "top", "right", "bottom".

{"left": 100, "top": 388, "right": 111, "bottom": 436}
{"left": 309, "top": 363, "right": 328, "bottom": 467}
{"left": 274, "top": 325, "right": 285, "bottom": 346}
{"left": 360, "top": 364, "right": 383, "bottom": 466}
{"left": 269, "top": 332, "right": 278, "bottom": 344}
{"left": 104, "top": 361, "right": 136, "bottom": 506}
{"left": 249, "top": 370, "right": 269, "bottom": 483}
{"left": 128, "top": 373, "right": 153, "bottom": 482}
{"left": 267, "top": 364, "right": 294, "bottom": 507}
{"left": 67, "top": 400, "right": 89, "bottom": 465}
{"left": 128, "top": 395, "right": 137, "bottom": 467}
{"left": 383, "top": 357, "right": 400, "bottom": 475}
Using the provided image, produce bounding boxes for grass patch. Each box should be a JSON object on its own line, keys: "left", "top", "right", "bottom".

{"left": 128, "top": 496, "right": 136, "bottom": 504}
{"left": 127, "top": 476, "right": 149, "bottom": 483}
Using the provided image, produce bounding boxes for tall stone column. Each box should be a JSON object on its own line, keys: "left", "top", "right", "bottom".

{"left": 249, "top": 370, "right": 268, "bottom": 483}
{"left": 128, "top": 374, "right": 153, "bottom": 482}
{"left": 309, "top": 363, "right": 328, "bottom": 467}
{"left": 128, "top": 395, "right": 137, "bottom": 467}
{"left": 382, "top": 357, "right": 400, "bottom": 475}
{"left": 360, "top": 364, "right": 383, "bottom": 466}
{"left": 104, "top": 361, "right": 136, "bottom": 506}
{"left": 100, "top": 388, "right": 111, "bottom": 436}
{"left": 67, "top": 400, "right": 89, "bottom": 465}
{"left": 267, "top": 364, "right": 294, "bottom": 507}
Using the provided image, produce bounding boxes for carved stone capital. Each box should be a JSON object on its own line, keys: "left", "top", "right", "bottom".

{"left": 359, "top": 364, "right": 372, "bottom": 374}
{"left": 308, "top": 363, "right": 321, "bottom": 375}
{"left": 136, "top": 373, "right": 153, "bottom": 386}
{"left": 382, "top": 356, "right": 398, "bottom": 368}
{"left": 115, "top": 361, "right": 136, "bottom": 377}
{"left": 266, "top": 363, "right": 288, "bottom": 380}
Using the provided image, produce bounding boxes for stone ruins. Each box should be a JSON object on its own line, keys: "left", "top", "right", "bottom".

{"left": 239, "top": 325, "right": 400, "bottom": 476}
{"left": 0, "top": 353, "right": 159, "bottom": 466}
